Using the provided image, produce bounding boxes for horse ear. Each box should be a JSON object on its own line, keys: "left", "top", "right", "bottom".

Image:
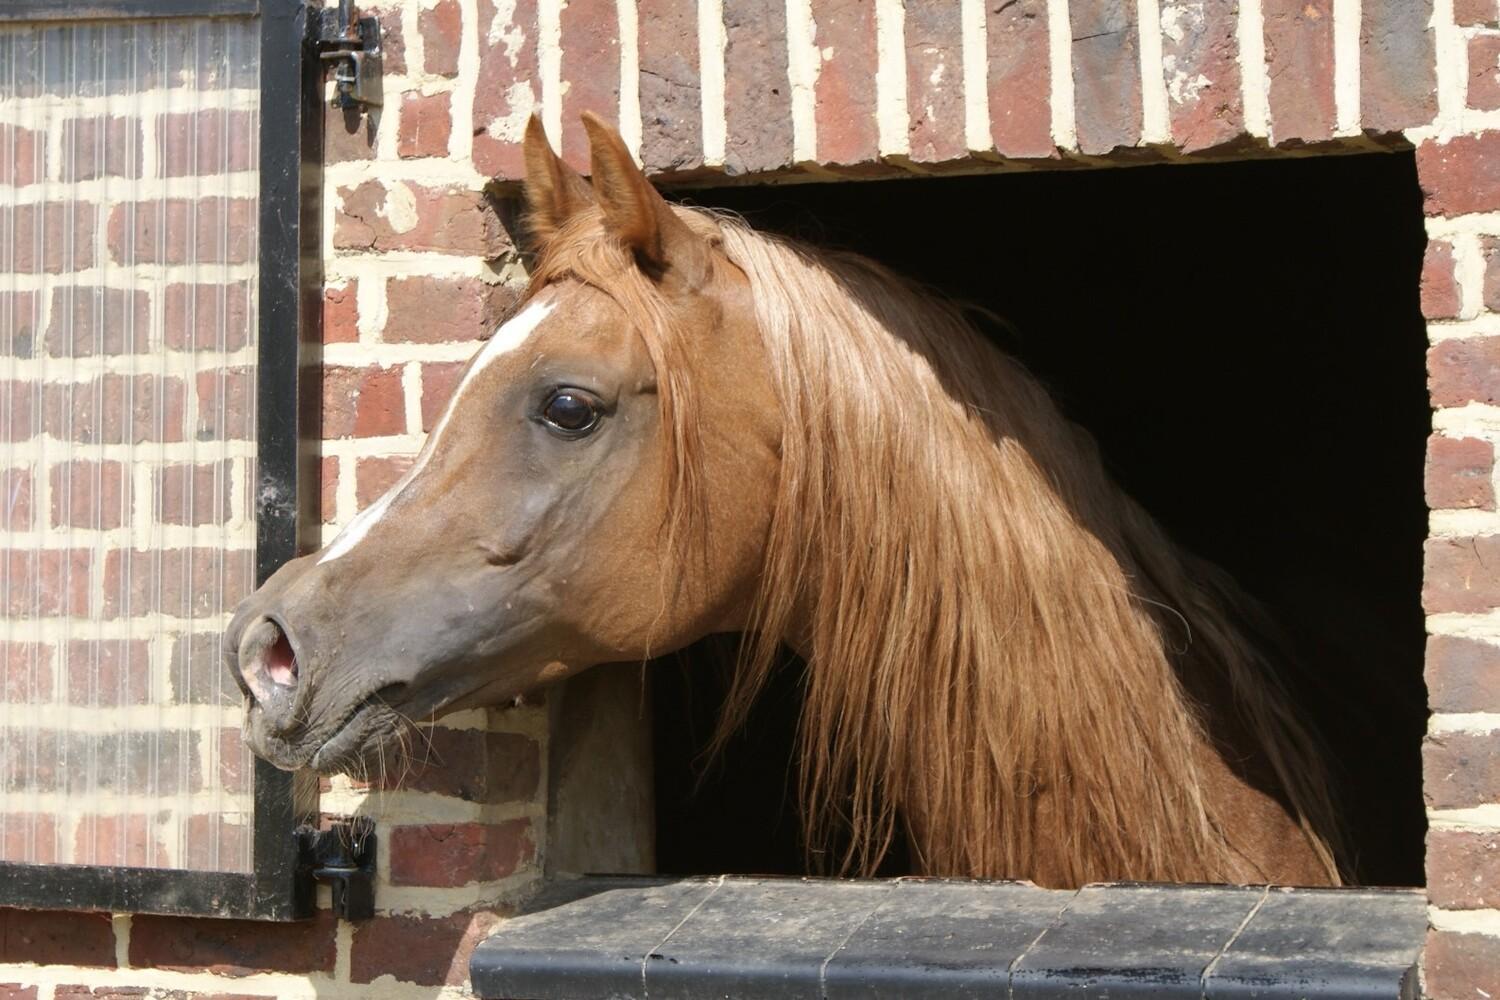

{"left": 580, "top": 112, "right": 708, "bottom": 285}
{"left": 522, "top": 115, "right": 595, "bottom": 248}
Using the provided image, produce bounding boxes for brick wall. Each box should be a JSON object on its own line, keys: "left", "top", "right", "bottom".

{"left": 2, "top": 0, "right": 1496, "bottom": 998}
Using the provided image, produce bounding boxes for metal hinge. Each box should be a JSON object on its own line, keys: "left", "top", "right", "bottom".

{"left": 315, "top": 0, "right": 383, "bottom": 109}
{"left": 298, "top": 817, "right": 377, "bottom": 920}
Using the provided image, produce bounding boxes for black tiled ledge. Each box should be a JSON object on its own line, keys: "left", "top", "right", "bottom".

{"left": 469, "top": 876, "right": 1424, "bottom": 1000}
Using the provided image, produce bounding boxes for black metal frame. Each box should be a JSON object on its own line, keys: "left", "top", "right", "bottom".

{"left": 0, "top": 0, "right": 323, "bottom": 920}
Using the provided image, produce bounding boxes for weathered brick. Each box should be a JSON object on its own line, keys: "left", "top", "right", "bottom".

{"left": 389, "top": 819, "right": 534, "bottom": 886}
{"left": 1428, "top": 435, "right": 1496, "bottom": 510}
{"left": 218, "top": 727, "right": 251, "bottom": 795}
{"left": 351, "top": 909, "right": 505, "bottom": 986}
{"left": 0, "top": 549, "right": 91, "bottom": 618}
{"left": 44, "top": 286, "right": 150, "bottom": 357}
{"left": 398, "top": 91, "right": 453, "bottom": 159}
{"left": 1417, "top": 132, "right": 1500, "bottom": 217}
{"left": 53, "top": 457, "right": 132, "bottom": 537}
{"left": 987, "top": 0, "right": 1052, "bottom": 159}
{"left": 0, "top": 124, "right": 44, "bottom": 186}
{"left": 1426, "top": 536, "right": 1500, "bottom": 613}
{"left": 156, "top": 460, "right": 233, "bottom": 526}
{"left": 157, "top": 109, "right": 257, "bottom": 176}
{"left": 0, "top": 290, "right": 40, "bottom": 357}
{"left": 1472, "top": 35, "right": 1500, "bottom": 113}
{"left": 102, "top": 547, "right": 252, "bottom": 619}
{"left": 355, "top": 455, "right": 414, "bottom": 509}
{"left": 1430, "top": 337, "right": 1500, "bottom": 408}
{"left": 0, "top": 468, "right": 32, "bottom": 530}
{"left": 560, "top": 0, "right": 622, "bottom": 172}
{"left": 163, "top": 282, "right": 252, "bottom": 351}
{"left": 335, "top": 181, "right": 510, "bottom": 257}
{"left": 1071, "top": 0, "right": 1142, "bottom": 154}
{"left": 905, "top": 1, "right": 966, "bottom": 164}
{"left": 195, "top": 367, "right": 255, "bottom": 442}
{"left": 1158, "top": 0, "right": 1242, "bottom": 152}
{"left": 1, "top": 203, "right": 97, "bottom": 273}
{"left": 384, "top": 275, "right": 517, "bottom": 344}
{"left": 180, "top": 812, "right": 251, "bottom": 873}
{"left": 639, "top": 0, "right": 703, "bottom": 173}
{"left": 320, "top": 455, "right": 340, "bottom": 525}
{"left": 1, "top": 641, "right": 51, "bottom": 702}
{"left": 322, "top": 365, "right": 406, "bottom": 438}
{"left": 1429, "top": 635, "right": 1500, "bottom": 713}
{"left": 1429, "top": 829, "right": 1500, "bottom": 909}
{"left": 324, "top": 280, "right": 359, "bottom": 344}
{"left": 374, "top": 6, "right": 406, "bottom": 75}
{"left": 1263, "top": 0, "right": 1335, "bottom": 146}
{"left": 1456, "top": 0, "right": 1499, "bottom": 27}
{"left": 1484, "top": 237, "right": 1500, "bottom": 313}
{"left": 0, "top": 909, "right": 115, "bottom": 967}
{"left": 170, "top": 630, "right": 238, "bottom": 706}
{"left": 472, "top": 0, "right": 538, "bottom": 178}
{"left": 1361, "top": 0, "right": 1436, "bottom": 133}
{"left": 73, "top": 814, "right": 169, "bottom": 867}
{"left": 419, "top": 0, "right": 462, "bottom": 77}
{"left": 60, "top": 116, "right": 143, "bottom": 181}
{"left": 0, "top": 730, "right": 200, "bottom": 796}
{"left": 130, "top": 911, "right": 337, "bottom": 976}
{"left": 376, "top": 728, "right": 541, "bottom": 802}
{"left": 0, "top": 984, "right": 36, "bottom": 999}
{"left": 43, "top": 374, "right": 187, "bottom": 445}
{"left": 1423, "top": 240, "right": 1463, "bottom": 319}
{"left": 420, "top": 361, "right": 466, "bottom": 431}
{"left": 1425, "top": 929, "right": 1500, "bottom": 998}
{"left": 65, "top": 638, "right": 151, "bottom": 705}
{"left": 0, "top": 814, "right": 57, "bottom": 864}
{"left": 325, "top": 103, "right": 376, "bottom": 163}
{"left": 724, "top": 0, "right": 794, "bottom": 174}
{"left": 810, "top": 0, "right": 879, "bottom": 166}
{"left": 106, "top": 198, "right": 254, "bottom": 266}
{"left": 1425, "top": 729, "right": 1500, "bottom": 808}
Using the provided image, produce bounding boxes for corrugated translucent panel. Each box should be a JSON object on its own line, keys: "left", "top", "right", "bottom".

{"left": 0, "top": 18, "right": 259, "bottom": 872}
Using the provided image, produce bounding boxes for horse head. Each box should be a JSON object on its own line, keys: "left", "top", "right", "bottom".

{"left": 227, "top": 115, "right": 778, "bottom": 776}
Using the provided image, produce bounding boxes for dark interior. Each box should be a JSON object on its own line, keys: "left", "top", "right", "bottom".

{"left": 650, "top": 152, "right": 1430, "bottom": 887}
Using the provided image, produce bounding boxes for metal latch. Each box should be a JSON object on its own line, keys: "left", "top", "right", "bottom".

{"left": 316, "top": 0, "right": 383, "bottom": 109}
{"left": 298, "top": 817, "right": 377, "bottom": 920}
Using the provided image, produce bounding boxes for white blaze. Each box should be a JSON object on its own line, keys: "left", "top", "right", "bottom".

{"left": 318, "top": 297, "right": 558, "bottom": 565}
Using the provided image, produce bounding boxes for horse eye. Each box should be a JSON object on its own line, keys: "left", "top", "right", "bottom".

{"left": 541, "top": 390, "right": 601, "bottom": 435}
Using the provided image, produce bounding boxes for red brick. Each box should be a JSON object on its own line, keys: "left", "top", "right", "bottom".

{"left": 389, "top": 819, "right": 534, "bottom": 886}
{"left": 376, "top": 728, "right": 541, "bottom": 801}
{"left": 43, "top": 375, "right": 186, "bottom": 445}
{"left": 810, "top": 0, "right": 879, "bottom": 166}
{"left": 163, "top": 282, "right": 252, "bottom": 351}
{"left": 1429, "top": 635, "right": 1500, "bottom": 713}
{"left": 1, "top": 641, "right": 51, "bottom": 702}
{"left": 65, "top": 638, "right": 151, "bottom": 705}
{"left": 44, "top": 286, "right": 150, "bottom": 357}
{"left": 129, "top": 911, "right": 337, "bottom": 976}
{"left": 1, "top": 548, "right": 92, "bottom": 618}
{"left": 0, "top": 984, "right": 36, "bottom": 999}
{"left": 1159, "top": 0, "right": 1242, "bottom": 152}
{"left": 101, "top": 547, "right": 253, "bottom": 619}
{"left": 1361, "top": 0, "right": 1436, "bottom": 133}
{"left": 355, "top": 455, "right": 415, "bottom": 509}
{"left": 1263, "top": 0, "right": 1336, "bottom": 146}
{"left": 156, "top": 460, "right": 233, "bottom": 526}
{"left": 1426, "top": 536, "right": 1500, "bottom": 613}
{"left": 170, "top": 631, "right": 240, "bottom": 707}
{"left": 473, "top": 0, "right": 538, "bottom": 178}
{"left": 195, "top": 367, "right": 255, "bottom": 442}
{"left": 323, "top": 365, "right": 406, "bottom": 438}
{"left": 181, "top": 812, "right": 251, "bottom": 872}
{"left": 421, "top": 361, "right": 466, "bottom": 431}
{"left": 49, "top": 460, "right": 129, "bottom": 530}
{"left": 1428, "top": 435, "right": 1496, "bottom": 510}
{"left": 334, "top": 181, "right": 510, "bottom": 256}
{"left": 397, "top": 91, "right": 453, "bottom": 159}
{"left": 324, "top": 280, "right": 359, "bottom": 344}
{"left": 218, "top": 727, "right": 251, "bottom": 795}
{"left": 326, "top": 103, "right": 376, "bottom": 163}
{"left": 560, "top": 0, "right": 622, "bottom": 172}
{"left": 1425, "top": 929, "right": 1500, "bottom": 998}
{"left": 1430, "top": 337, "right": 1500, "bottom": 408}
{"left": 375, "top": 6, "right": 406, "bottom": 74}
{"left": 724, "top": 0, "right": 794, "bottom": 174}
{"left": 1425, "top": 729, "right": 1500, "bottom": 808}
{"left": 321, "top": 455, "right": 340, "bottom": 525}
{"left": 1456, "top": 0, "right": 1499, "bottom": 26}
{"left": 60, "top": 116, "right": 143, "bottom": 181}
{"left": 0, "top": 124, "right": 44, "bottom": 186}
{"left": 385, "top": 275, "right": 517, "bottom": 344}
{"left": 0, "top": 909, "right": 115, "bottom": 967}
{"left": 420, "top": 0, "right": 463, "bottom": 77}
{"left": 1484, "top": 237, "right": 1500, "bottom": 313}
{"left": 1, "top": 203, "right": 97, "bottom": 273}
{"left": 0, "top": 290, "right": 40, "bottom": 358}
{"left": 987, "top": 0, "right": 1052, "bottom": 159}
{"left": 1472, "top": 35, "right": 1500, "bottom": 112}
{"left": 0, "top": 814, "right": 58, "bottom": 864}
{"left": 1423, "top": 240, "right": 1463, "bottom": 319}
{"left": 73, "top": 814, "right": 169, "bottom": 867}
{"left": 1071, "top": 0, "right": 1142, "bottom": 154}
{"left": 905, "top": 0, "right": 965, "bottom": 164}
{"left": 106, "top": 198, "right": 254, "bottom": 266}
{"left": 1418, "top": 132, "right": 1500, "bottom": 217}
{"left": 0, "top": 468, "right": 31, "bottom": 530}
{"left": 1, "top": 729, "right": 200, "bottom": 796}
{"left": 1429, "top": 829, "right": 1500, "bottom": 908}
{"left": 638, "top": 0, "right": 703, "bottom": 174}
{"left": 157, "top": 109, "right": 257, "bottom": 177}
{"left": 351, "top": 909, "right": 504, "bottom": 986}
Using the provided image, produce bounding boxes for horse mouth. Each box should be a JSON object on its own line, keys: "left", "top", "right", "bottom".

{"left": 307, "top": 682, "right": 409, "bottom": 773}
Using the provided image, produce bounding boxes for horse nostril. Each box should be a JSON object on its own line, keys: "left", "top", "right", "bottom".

{"left": 264, "top": 631, "right": 298, "bottom": 687}
{"left": 237, "top": 617, "right": 302, "bottom": 724}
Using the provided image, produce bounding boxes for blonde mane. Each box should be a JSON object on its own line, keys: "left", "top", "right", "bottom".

{"left": 531, "top": 205, "right": 1341, "bottom": 887}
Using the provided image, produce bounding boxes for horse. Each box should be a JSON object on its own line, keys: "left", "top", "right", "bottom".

{"left": 227, "top": 113, "right": 1342, "bottom": 889}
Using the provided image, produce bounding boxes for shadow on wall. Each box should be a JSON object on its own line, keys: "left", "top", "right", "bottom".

{"left": 652, "top": 151, "right": 1430, "bottom": 888}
